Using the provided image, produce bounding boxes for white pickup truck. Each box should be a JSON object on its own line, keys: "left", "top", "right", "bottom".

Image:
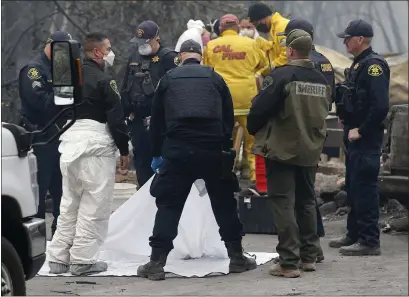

{"left": 1, "top": 39, "right": 82, "bottom": 296}
{"left": 1, "top": 124, "right": 45, "bottom": 296}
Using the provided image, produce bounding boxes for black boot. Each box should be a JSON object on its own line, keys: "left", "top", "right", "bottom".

{"left": 328, "top": 235, "right": 356, "bottom": 248}
{"left": 225, "top": 241, "right": 257, "bottom": 273}
{"left": 339, "top": 242, "right": 381, "bottom": 256}
{"left": 137, "top": 249, "right": 169, "bottom": 281}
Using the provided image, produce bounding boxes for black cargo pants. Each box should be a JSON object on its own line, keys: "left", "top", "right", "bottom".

{"left": 33, "top": 140, "right": 62, "bottom": 235}
{"left": 344, "top": 130, "right": 382, "bottom": 248}
{"left": 312, "top": 165, "right": 325, "bottom": 237}
{"left": 265, "top": 159, "right": 318, "bottom": 269}
{"left": 130, "top": 119, "right": 154, "bottom": 187}
{"left": 149, "top": 140, "right": 244, "bottom": 252}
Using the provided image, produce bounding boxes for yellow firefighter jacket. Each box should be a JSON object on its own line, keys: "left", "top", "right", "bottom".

{"left": 203, "top": 30, "right": 268, "bottom": 116}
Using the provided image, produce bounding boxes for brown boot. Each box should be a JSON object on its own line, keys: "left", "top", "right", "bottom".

{"left": 300, "top": 262, "right": 316, "bottom": 272}
{"left": 268, "top": 264, "right": 300, "bottom": 278}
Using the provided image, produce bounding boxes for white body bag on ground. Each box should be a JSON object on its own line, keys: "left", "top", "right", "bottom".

{"left": 40, "top": 177, "right": 276, "bottom": 277}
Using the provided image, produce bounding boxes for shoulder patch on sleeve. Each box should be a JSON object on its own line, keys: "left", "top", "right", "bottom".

{"left": 320, "top": 63, "right": 333, "bottom": 72}
{"left": 368, "top": 64, "right": 383, "bottom": 77}
{"left": 32, "top": 81, "right": 42, "bottom": 89}
{"left": 174, "top": 56, "right": 180, "bottom": 66}
{"left": 261, "top": 76, "right": 274, "bottom": 90}
{"left": 110, "top": 80, "right": 120, "bottom": 97}
{"left": 27, "top": 67, "right": 41, "bottom": 80}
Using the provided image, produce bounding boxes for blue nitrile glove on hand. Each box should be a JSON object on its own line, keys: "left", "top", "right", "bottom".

{"left": 151, "top": 157, "right": 163, "bottom": 173}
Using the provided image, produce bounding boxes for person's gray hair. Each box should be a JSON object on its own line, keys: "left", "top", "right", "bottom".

{"left": 180, "top": 52, "right": 202, "bottom": 62}
{"left": 363, "top": 37, "right": 372, "bottom": 45}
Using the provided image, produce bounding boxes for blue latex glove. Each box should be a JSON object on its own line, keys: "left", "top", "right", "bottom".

{"left": 151, "top": 157, "right": 163, "bottom": 172}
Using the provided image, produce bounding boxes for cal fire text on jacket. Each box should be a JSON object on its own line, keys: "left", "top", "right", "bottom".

{"left": 212, "top": 45, "right": 247, "bottom": 60}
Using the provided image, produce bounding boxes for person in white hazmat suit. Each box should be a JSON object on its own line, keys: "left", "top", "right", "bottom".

{"left": 47, "top": 32, "right": 130, "bottom": 276}
{"left": 175, "top": 20, "right": 211, "bottom": 53}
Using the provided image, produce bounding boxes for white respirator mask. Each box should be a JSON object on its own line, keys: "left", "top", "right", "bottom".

{"left": 138, "top": 44, "right": 153, "bottom": 56}
{"left": 240, "top": 29, "right": 255, "bottom": 38}
{"left": 103, "top": 50, "right": 115, "bottom": 67}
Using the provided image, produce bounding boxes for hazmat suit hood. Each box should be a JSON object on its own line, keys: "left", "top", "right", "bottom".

{"left": 175, "top": 19, "right": 205, "bottom": 53}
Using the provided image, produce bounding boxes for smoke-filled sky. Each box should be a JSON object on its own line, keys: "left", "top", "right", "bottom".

{"left": 274, "top": 1, "right": 408, "bottom": 55}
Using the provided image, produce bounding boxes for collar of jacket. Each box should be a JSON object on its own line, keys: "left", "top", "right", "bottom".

{"left": 353, "top": 46, "right": 372, "bottom": 62}
{"left": 270, "top": 12, "right": 285, "bottom": 30}
{"left": 84, "top": 58, "right": 104, "bottom": 71}
{"left": 288, "top": 59, "right": 315, "bottom": 68}
{"left": 149, "top": 45, "right": 163, "bottom": 57}
{"left": 220, "top": 30, "right": 238, "bottom": 37}
{"left": 41, "top": 52, "right": 51, "bottom": 69}
{"left": 182, "top": 58, "right": 201, "bottom": 65}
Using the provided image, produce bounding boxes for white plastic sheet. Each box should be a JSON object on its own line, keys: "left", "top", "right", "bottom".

{"left": 103, "top": 176, "right": 228, "bottom": 260}
{"left": 175, "top": 20, "right": 205, "bottom": 53}
{"left": 39, "top": 176, "right": 277, "bottom": 277}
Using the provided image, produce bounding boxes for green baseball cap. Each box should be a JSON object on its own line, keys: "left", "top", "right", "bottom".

{"left": 279, "top": 29, "right": 312, "bottom": 49}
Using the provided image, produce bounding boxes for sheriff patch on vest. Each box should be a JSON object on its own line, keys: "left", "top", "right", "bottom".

{"left": 296, "top": 82, "right": 327, "bottom": 97}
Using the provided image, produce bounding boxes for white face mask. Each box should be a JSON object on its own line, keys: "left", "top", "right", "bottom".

{"left": 138, "top": 44, "right": 153, "bottom": 56}
{"left": 103, "top": 50, "right": 115, "bottom": 67}
{"left": 240, "top": 29, "right": 255, "bottom": 38}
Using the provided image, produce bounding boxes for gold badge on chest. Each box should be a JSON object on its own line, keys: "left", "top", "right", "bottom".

{"left": 152, "top": 56, "right": 160, "bottom": 63}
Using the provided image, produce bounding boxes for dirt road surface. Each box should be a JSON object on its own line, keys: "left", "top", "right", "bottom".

{"left": 27, "top": 216, "right": 408, "bottom": 296}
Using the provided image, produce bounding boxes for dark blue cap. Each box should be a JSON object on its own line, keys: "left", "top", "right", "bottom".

{"left": 131, "top": 20, "right": 159, "bottom": 45}
{"left": 47, "top": 31, "right": 72, "bottom": 44}
{"left": 337, "top": 19, "right": 373, "bottom": 38}
{"left": 277, "top": 18, "right": 314, "bottom": 39}
{"left": 180, "top": 39, "right": 202, "bottom": 55}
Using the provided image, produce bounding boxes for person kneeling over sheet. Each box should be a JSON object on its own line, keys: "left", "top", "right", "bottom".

{"left": 48, "top": 32, "right": 130, "bottom": 276}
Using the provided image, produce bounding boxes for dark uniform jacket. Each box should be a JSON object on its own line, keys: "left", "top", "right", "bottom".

{"left": 150, "top": 58, "right": 234, "bottom": 157}
{"left": 311, "top": 46, "right": 336, "bottom": 107}
{"left": 79, "top": 59, "right": 129, "bottom": 155}
{"left": 19, "top": 52, "right": 64, "bottom": 129}
{"left": 338, "top": 47, "right": 390, "bottom": 150}
{"left": 120, "top": 46, "right": 179, "bottom": 119}
{"left": 248, "top": 59, "right": 331, "bottom": 166}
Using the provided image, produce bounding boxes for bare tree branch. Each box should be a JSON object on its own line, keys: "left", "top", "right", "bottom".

{"left": 195, "top": 1, "right": 243, "bottom": 14}
{"left": 60, "top": 1, "right": 70, "bottom": 32}
{"left": 385, "top": 1, "right": 406, "bottom": 53}
{"left": 3, "top": 11, "right": 59, "bottom": 64}
{"left": 1, "top": 78, "right": 19, "bottom": 88}
{"left": 48, "top": 6, "right": 58, "bottom": 34}
{"left": 370, "top": 4, "right": 393, "bottom": 53}
{"left": 53, "top": 0, "right": 88, "bottom": 36}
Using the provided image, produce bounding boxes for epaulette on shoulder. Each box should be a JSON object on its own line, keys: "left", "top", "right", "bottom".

{"left": 165, "top": 68, "right": 175, "bottom": 74}
{"left": 270, "top": 64, "right": 288, "bottom": 73}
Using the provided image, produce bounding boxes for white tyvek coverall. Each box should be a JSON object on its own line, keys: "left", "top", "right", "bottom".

{"left": 175, "top": 19, "right": 205, "bottom": 53}
{"left": 48, "top": 119, "right": 117, "bottom": 264}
